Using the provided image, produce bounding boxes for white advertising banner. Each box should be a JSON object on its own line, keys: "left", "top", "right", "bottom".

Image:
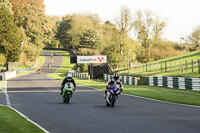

{"left": 77, "top": 55, "right": 107, "bottom": 64}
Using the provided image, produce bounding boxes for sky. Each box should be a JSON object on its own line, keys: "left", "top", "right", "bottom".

{"left": 44, "top": 0, "right": 200, "bottom": 42}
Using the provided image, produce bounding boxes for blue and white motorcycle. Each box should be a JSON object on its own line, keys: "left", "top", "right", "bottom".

{"left": 105, "top": 83, "right": 121, "bottom": 107}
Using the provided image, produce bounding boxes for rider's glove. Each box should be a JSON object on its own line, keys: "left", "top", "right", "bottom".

{"left": 106, "top": 86, "right": 109, "bottom": 89}
{"left": 120, "top": 88, "right": 123, "bottom": 92}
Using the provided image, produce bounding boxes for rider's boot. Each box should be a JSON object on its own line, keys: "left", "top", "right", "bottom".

{"left": 104, "top": 89, "right": 108, "bottom": 98}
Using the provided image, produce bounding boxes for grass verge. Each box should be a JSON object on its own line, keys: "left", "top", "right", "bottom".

{"left": 47, "top": 50, "right": 75, "bottom": 80}
{"left": 114, "top": 50, "right": 200, "bottom": 78}
{"left": 0, "top": 106, "right": 44, "bottom": 133}
{"left": 17, "top": 55, "right": 45, "bottom": 76}
{"left": 48, "top": 50, "right": 200, "bottom": 106}
{"left": 74, "top": 78, "right": 200, "bottom": 106}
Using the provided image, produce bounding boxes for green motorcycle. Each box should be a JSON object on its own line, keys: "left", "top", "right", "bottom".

{"left": 62, "top": 82, "right": 74, "bottom": 103}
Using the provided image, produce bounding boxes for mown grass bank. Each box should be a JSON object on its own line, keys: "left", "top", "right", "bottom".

{"left": 49, "top": 50, "right": 200, "bottom": 106}
{"left": 47, "top": 50, "right": 75, "bottom": 80}
{"left": 114, "top": 50, "right": 200, "bottom": 79}
{"left": 17, "top": 54, "right": 45, "bottom": 76}
{"left": 75, "top": 78, "right": 200, "bottom": 106}
{"left": 0, "top": 106, "right": 44, "bottom": 133}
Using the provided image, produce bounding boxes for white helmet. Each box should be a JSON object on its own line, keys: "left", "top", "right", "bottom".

{"left": 67, "top": 74, "right": 72, "bottom": 81}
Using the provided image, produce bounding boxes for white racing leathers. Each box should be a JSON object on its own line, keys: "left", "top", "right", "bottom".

{"left": 105, "top": 78, "right": 123, "bottom": 104}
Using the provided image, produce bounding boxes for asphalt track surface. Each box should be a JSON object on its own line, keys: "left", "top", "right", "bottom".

{"left": 2, "top": 51, "right": 200, "bottom": 133}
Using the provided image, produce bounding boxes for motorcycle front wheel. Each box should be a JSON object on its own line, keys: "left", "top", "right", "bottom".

{"left": 106, "top": 102, "right": 110, "bottom": 106}
{"left": 63, "top": 93, "right": 71, "bottom": 104}
{"left": 110, "top": 95, "right": 116, "bottom": 107}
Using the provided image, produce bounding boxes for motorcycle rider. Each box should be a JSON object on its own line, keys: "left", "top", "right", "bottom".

{"left": 60, "top": 74, "right": 76, "bottom": 95}
{"left": 105, "top": 72, "right": 123, "bottom": 97}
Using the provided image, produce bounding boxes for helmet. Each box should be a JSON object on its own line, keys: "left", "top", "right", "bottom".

{"left": 67, "top": 74, "right": 72, "bottom": 81}
{"left": 113, "top": 72, "right": 119, "bottom": 80}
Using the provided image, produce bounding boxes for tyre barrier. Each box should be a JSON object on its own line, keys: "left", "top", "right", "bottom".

{"left": 70, "top": 71, "right": 89, "bottom": 79}
{"left": 104, "top": 74, "right": 139, "bottom": 85}
{"left": 145, "top": 76, "right": 200, "bottom": 91}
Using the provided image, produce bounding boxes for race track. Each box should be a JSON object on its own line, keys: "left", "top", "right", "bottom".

{"left": 4, "top": 51, "right": 200, "bottom": 133}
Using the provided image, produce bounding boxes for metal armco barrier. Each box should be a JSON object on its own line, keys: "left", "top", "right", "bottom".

{"left": 145, "top": 76, "right": 200, "bottom": 91}
{"left": 71, "top": 71, "right": 88, "bottom": 80}
{"left": 17, "top": 58, "right": 38, "bottom": 72}
{"left": 104, "top": 74, "right": 139, "bottom": 85}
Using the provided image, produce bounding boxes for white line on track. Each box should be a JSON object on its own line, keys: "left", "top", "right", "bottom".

{"left": 78, "top": 85, "right": 200, "bottom": 109}
{"left": 0, "top": 81, "right": 10, "bottom": 106}
{"left": 2, "top": 89, "right": 98, "bottom": 93}
{"left": 0, "top": 59, "right": 50, "bottom": 133}
{"left": 0, "top": 104, "right": 50, "bottom": 133}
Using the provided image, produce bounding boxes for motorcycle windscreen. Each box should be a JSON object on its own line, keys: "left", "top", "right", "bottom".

{"left": 64, "top": 82, "right": 74, "bottom": 90}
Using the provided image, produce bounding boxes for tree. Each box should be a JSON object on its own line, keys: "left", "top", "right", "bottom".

{"left": 101, "top": 21, "right": 120, "bottom": 51}
{"left": 188, "top": 25, "right": 200, "bottom": 50}
{"left": 0, "top": 0, "right": 22, "bottom": 63}
{"left": 115, "top": 6, "right": 133, "bottom": 55}
{"left": 133, "top": 10, "right": 153, "bottom": 48}
{"left": 80, "top": 29, "right": 101, "bottom": 49}
{"left": 56, "top": 13, "right": 97, "bottom": 49}
{"left": 56, "top": 15, "right": 72, "bottom": 48}
{"left": 133, "top": 10, "right": 167, "bottom": 48}
{"left": 12, "top": 3, "right": 51, "bottom": 50}
{"left": 152, "top": 16, "right": 167, "bottom": 43}
{"left": 10, "top": 0, "right": 45, "bottom": 12}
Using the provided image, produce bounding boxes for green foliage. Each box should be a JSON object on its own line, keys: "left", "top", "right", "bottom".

{"left": 51, "top": 39, "right": 60, "bottom": 48}
{"left": 0, "top": 54, "right": 6, "bottom": 67}
{"left": 133, "top": 10, "right": 167, "bottom": 48}
{"left": 80, "top": 29, "right": 101, "bottom": 49}
{"left": 188, "top": 25, "right": 200, "bottom": 50}
{"left": 5, "top": 0, "right": 55, "bottom": 65}
{"left": 78, "top": 48, "right": 100, "bottom": 72}
{"left": 79, "top": 64, "right": 88, "bottom": 72}
{"left": 115, "top": 6, "right": 133, "bottom": 55}
{"left": 0, "top": 1, "right": 22, "bottom": 64}
{"left": 13, "top": 3, "right": 51, "bottom": 49}
{"left": 23, "top": 45, "right": 40, "bottom": 62}
{"left": 56, "top": 15, "right": 72, "bottom": 48}
{"left": 56, "top": 14, "right": 99, "bottom": 49}
{"left": 101, "top": 21, "right": 122, "bottom": 63}
{"left": 78, "top": 48, "right": 100, "bottom": 55}
{"left": 136, "top": 41, "right": 183, "bottom": 63}
{"left": 103, "top": 43, "right": 121, "bottom": 63}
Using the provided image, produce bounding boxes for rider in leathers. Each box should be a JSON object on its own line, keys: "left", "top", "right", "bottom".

{"left": 105, "top": 72, "right": 123, "bottom": 98}
{"left": 60, "top": 74, "right": 76, "bottom": 95}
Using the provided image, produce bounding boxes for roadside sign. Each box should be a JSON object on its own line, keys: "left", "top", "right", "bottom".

{"left": 77, "top": 55, "right": 107, "bottom": 64}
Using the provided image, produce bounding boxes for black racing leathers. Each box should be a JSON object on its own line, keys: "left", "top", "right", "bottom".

{"left": 60, "top": 78, "right": 76, "bottom": 94}
{"left": 61, "top": 78, "right": 76, "bottom": 89}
